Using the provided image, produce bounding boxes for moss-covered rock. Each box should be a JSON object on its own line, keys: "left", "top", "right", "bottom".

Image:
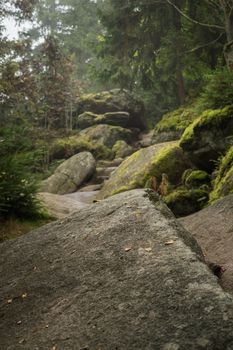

{"left": 184, "top": 170, "right": 211, "bottom": 189}
{"left": 210, "top": 146, "right": 233, "bottom": 202}
{"left": 80, "top": 124, "right": 133, "bottom": 148}
{"left": 163, "top": 188, "right": 209, "bottom": 217}
{"left": 97, "top": 141, "right": 191, "bottom": 199}
{"left": 50, "top": 135, "right": 113, "bottom": 160}
{"left": 112, "top": 140, "right": 133, "bottom": 159}
{"left": 152, "top": 105, "right": 198, "bottom": 143}
{"left": 76, "top": 89, "right": 146, "bottom": 130}
{"left": 180, "top": 106, "right": 233, "bottom": 171}
{"left": 76, "top": 111, "right": 131, "bottom": 129}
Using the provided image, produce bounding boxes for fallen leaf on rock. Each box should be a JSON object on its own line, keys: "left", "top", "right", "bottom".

{"left": 124, "top": 246, "right": 132, "bottom": 252}
{"left": 144, "top": 247, "right": 152, "bottom": 252}
{"left": 165, "top": 240, "right": 175, "bottom": 245}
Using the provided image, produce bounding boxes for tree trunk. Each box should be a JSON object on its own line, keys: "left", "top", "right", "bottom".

{"left": 220, "top": 0, "right": 233, "bottom": 68}
{"left": 173, "top": 0, "right": 186, "bottom": 104}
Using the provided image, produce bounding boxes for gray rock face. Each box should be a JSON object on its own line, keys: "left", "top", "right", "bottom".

{"left": 152, "top": 130, "right": 182, "bottom": 144}
{"left": 76, "top": 89, "right": 146, "bottom": 130}
{"left": 80, "top": 124, "right": 132, "bottom": 148}
{"left": 1, "top": 189, "right": 233, "bottom": 350}
{"left": 76, "top": 111, "right": 131, "bottom": 129}
{"left": 40, "top": 152, "right": 96, "bottom": 194}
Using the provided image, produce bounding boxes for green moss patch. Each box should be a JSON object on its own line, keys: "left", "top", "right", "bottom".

{"left": 180, "top": 106, "right": 233, "bottom": 147}
{"left": 210, "top": 146, "right": 233, "bottom": 202}
{"left": 164, "top": 188, "right": 209, "bottom": 217}
{"left": 155, "top": 105, "right": 198, "bottom": 133}
{"left": 184, "top": 170, "right": 210, "bottom": 189}
{"left": 179, "top": 105, "right": 233, "bottom": 171}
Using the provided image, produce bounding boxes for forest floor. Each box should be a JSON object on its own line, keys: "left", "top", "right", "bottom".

{"left": 179, "top": 194, "right": 233, "bottom": 295}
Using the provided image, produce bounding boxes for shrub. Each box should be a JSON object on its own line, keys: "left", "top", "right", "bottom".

{"left": 196, "top": 67, "right": 233, "bottom": 111}
{"left": 0, "top": 156, "right": 41, "bottom": 220}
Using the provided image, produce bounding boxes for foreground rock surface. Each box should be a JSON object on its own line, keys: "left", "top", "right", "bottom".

{"left": 40, "top": 152, "right": 96, "bottom": 195}
{"left": 1, "top": 190, "right": 233, "bottom": 349}
{"left": 179, "top": 194, "right": 233, "bottom": 295}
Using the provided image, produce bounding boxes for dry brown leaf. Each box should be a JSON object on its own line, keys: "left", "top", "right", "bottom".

{"left": 124, "top": 246, "right": 132, "bottom": 252}
{"left": 165, "top": 240, "right": 175, "bottom": 245}
{"left": 144, "top": 247, "right": 152, "bottom": 252}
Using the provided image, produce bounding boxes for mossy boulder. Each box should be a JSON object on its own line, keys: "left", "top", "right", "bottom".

{"left": 112, "top": 140, "right": 133, "bottom": 159}
{"left": 40, "top": 152, "right": 96, "bottom": 195}
{"left": 210, "top": 146, "right": 233, "bottom": 202}
{"left": 76, "top": 111, "right": 131, "bottom": 129}
{"left": 76, "top": 89, "right": 146, "bottom": 130}
{"left": 80, "top": 124, "right": 133, "bottom": 148}
{"left": 97, "top": 142, "right": 191, "bottom": 199}
{"left": 164, "top": 188, "right": 209, "bottom": 217}
{"left": 50, "top": 135, "right": 113, "bottom": 160}
{"left": 152, "top": 105, "right": 198, "bottom": 144}
{"left": 180, "top": 106, "right": 233, "bottom": 171}
{"left": 184, "top": 170, "right": 211, "bottom": 189}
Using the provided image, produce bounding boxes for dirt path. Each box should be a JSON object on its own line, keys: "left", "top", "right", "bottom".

{"left": 179, "top": 194, "right": 233, "bottom": 294}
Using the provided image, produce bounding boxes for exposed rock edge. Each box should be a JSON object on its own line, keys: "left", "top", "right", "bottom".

{"left": 1, "top": 189, "right": 233, "bottom": 349}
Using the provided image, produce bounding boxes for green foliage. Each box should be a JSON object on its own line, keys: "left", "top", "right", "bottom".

{"left": 0, "top": 156, "right": 41, "bottom": 220}
{"left": 210, "top": 146, "right": 233, "bottom": 202}
{"left": 196, "top": 68, "right": 233, "bottom": 111}
{"left": 0, "top": 127, "right": 44, "bottom": 220}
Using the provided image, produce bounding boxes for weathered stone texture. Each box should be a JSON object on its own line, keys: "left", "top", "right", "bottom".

{"left": 1, "top": 190, "right": 233, "bottom": 349}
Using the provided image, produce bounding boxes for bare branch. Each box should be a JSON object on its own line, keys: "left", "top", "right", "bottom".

{"left": 185, "top": 32, "right": 225, "bottom": 53}
{"left": 166, "top": 0, "right": 225, "bottom": 30}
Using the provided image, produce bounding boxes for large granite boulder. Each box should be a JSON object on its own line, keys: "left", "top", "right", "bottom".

{"left": 1, "top": 189, "right": 233, "bottom": 349}
{"left": 76, "top": 111, "right": 131, "bottom": 129}
{"left": 180, "top": 106, "right": 233, "bottom": 171}
{"left": 40, "top": 152, "right": 96, "bottom": 195}
{"left": 37, "top": 192, "right": 88, "bottom": 219}
{"left": 179, "top": 194, "right": 233, "bottom": 294}
{"left": 97, "top": 141, "right": 191, "bottom": 199}
{"left": 76, "top": 89, "right": 146, "bottom": 130}
{"left": 80, "top": 124, "right": 133, "bottom": 148}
